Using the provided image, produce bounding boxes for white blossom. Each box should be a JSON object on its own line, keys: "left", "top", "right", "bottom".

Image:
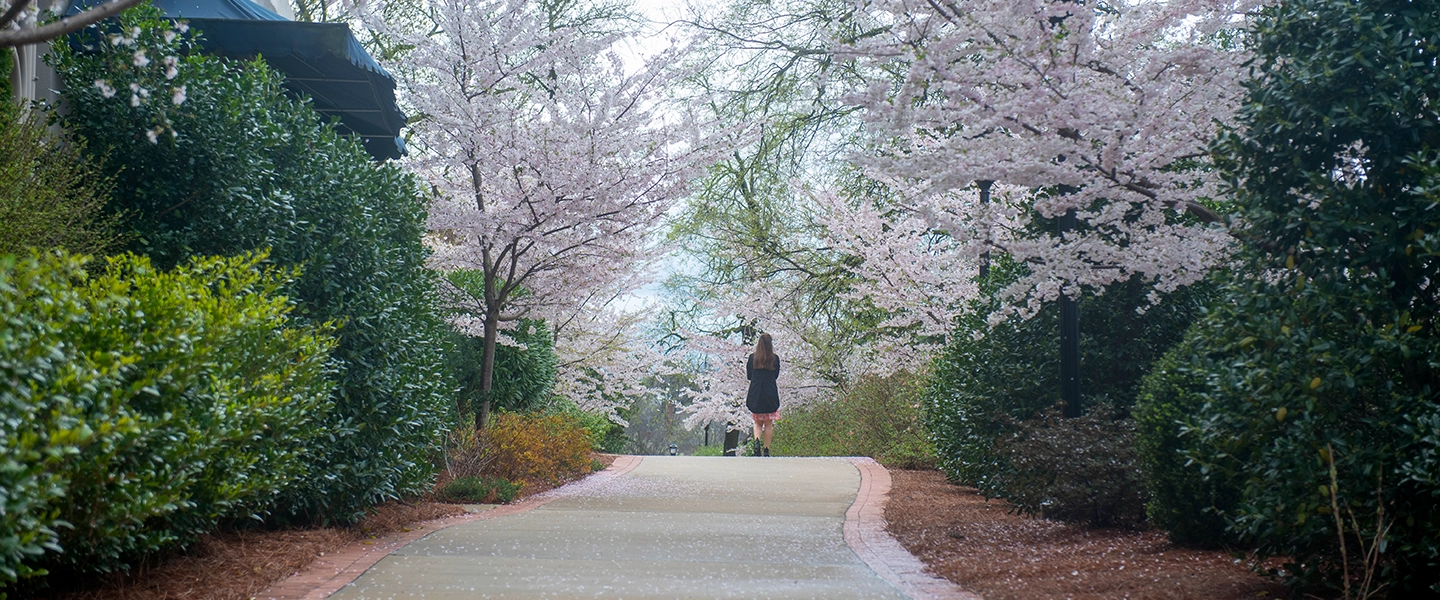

{"left": 132, "top": 49, "right": 150, "bottom": 67}
{"left": 364, "top": 0, "right": 725, "bottom": 415}
{"left": 93, "top": 79, "right": 116, "bottom": 98}
{"left": 171, "top": 85, "right": 186, "bottom": 105}
{"left": 838, "top": 0, "right": 1257, "bottom": 320}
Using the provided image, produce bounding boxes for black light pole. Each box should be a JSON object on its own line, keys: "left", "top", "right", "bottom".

{"left": 1057, "top": 190, "right": 1081, "bottom": 418}
{"left": 977, "top": 180, "right": 995, "bottom": 279}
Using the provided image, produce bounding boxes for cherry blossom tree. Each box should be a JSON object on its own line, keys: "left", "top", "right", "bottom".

{"left": 0, "top": 0, "right": 142, "bottom": 48}
{"left": 366, "top": 0, "right": 717, "bottom": 430}
{"left": 841, "top": 0, "right": 1258, "bottom": 320}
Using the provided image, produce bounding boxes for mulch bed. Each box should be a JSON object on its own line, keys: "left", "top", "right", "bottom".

{"left": 885, "top": 468, "right": 1291, "bottom": 600}
{"left": 38, "top": 452, "right": 622, "bottom": 600}
{"left": 39, "top": 501, "right": 467, "bottom": 600}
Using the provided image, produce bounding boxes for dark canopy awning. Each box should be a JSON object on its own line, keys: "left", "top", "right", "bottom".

{"left": 69, "top": 0, "right": 406, "bottom": 160}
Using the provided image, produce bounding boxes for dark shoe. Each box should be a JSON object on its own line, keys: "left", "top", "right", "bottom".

{"left": 763, "top": 447, "right": 771, "bottom": 457}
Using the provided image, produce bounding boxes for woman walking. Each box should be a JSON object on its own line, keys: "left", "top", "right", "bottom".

{"left": 745, "top": 333, "right": 781, "bottom": 457}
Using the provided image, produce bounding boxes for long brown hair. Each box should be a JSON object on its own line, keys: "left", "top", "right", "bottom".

{"left": 752, "top": 333, "right": 778, "bottom": 370}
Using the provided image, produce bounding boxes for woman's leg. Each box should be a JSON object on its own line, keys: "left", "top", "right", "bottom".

{"left": 761, "top": 420, "right": 774, "bottom": 449}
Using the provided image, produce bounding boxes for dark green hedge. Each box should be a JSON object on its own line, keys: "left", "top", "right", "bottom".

{"left": 1133, "top": 341, "right": 1241, "bottom": 547}
{"left": 52, "top": 8, "right": 454, "bottom": 524}
{"left": 1146, "top": 0, "right": 1440, "bottom": 594}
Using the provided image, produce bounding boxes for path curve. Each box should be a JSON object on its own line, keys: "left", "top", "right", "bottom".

{"left": 261, "top": 456, "right": 977, "bottom": 600}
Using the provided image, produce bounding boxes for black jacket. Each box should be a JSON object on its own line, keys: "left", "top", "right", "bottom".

{"left": 745, "top": 354, "right": 781, "bottom": 414}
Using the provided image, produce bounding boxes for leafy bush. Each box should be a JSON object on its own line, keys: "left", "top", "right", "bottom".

{"left": 771, "top": 372, "right": 935, "bottom": 469}
{"left": 439, "top": 476, "right": 522, "bottom": 504}
{"left": 925, "top": 263, "right": 1204, "bottom": 523}
{"left": 992, "top": 404, "right": 1147, "bottom": 527}
{"left": 0, "top": 101, "right": 115, "bottom": 256}
{"left": 1134, "top": 342, "right": 1242, "bottom": 547}
{"left": 544, "top": 397, "right": 626, "bottom": 452}
{"left": 0, "top": 251, "right": 334, "bottom": 584}
{"left": 483, "top": 412, "right": 594, "bottom": 486}
{"left": 446, "top": 314, "right": 558, "bottom": 419}
{"left": 692, "top": 445, "right": 724, "bottom": 457}
{"left": 1168, "top": 0, "right": 1440, "bottom": 594}
{"left": 53, "top": 9, "right": 453, "bottom": 523}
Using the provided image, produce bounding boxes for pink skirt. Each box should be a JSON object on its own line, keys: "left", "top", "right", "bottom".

{"left": 751, "top": 411, "right": 780, "bottom": 424}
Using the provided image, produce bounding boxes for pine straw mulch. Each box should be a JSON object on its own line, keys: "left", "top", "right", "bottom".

{"left": 40, "top": 453, "right": 622, "bottom": 600}
{"left": 38, "top": 501, "right": 467, "bottom": 600}
{"left": 885, "top": 468, "right": 1292, "bottom": 600}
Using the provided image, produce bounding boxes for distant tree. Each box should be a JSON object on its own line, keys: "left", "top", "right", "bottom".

{"left": 365, "top": 0, "right": 718, "bottom": 431}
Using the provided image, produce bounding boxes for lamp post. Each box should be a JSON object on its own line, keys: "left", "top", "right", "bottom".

{"left": 977, "top": 180, "right": 994, "bottom": 279}
{"left": 1056, "top": 186, "right": 1081, "bottom": 418}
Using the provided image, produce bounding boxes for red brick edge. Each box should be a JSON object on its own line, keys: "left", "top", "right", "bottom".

{"left": 258, "top": 455, "right": 645, "bottom": 600}
{"left": 844, "top": 457, "right": 984, "bottom": 600}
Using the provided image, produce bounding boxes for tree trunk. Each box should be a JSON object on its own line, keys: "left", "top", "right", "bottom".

{"left": 477, "top": 307, "right": 500, "bottom": 433}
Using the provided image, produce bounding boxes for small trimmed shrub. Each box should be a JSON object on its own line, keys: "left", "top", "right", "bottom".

{"left": 0, "top": 251, "right": 335, "bottom": 584}
{"left": 484, "top": 413, "right": 594, "bottom": 486}
{"left": 992, "top": 404, "right": 1147, "bottom": 527}
{"left": 771, "top": 372, "right": 936, "bottom": 469}
{"left": 439, "top": 476, "right": 522, "bottom": 504}
{"left": 1134, "top": 342, "right": 1241, "bottom": 547}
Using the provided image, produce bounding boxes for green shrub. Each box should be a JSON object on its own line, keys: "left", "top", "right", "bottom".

{"left": 53, "top": 9, "right": 453, "bottom": 523}
{"left": 1134, "top": 342, "right": 1242, "bottom": 547}
{"left": 545, "top": 398, "right": 626, "bottom": 452}
{"left": 771, "top": 372, "right": 935, "bottom": 469}
{"left": 692, "top": 445, "right": 724, "bottom": 457}
{"left": 0, "top": 101, "right": 115, "bottom": 257}
{"left": 924, "top": 263, "right": 1204, "bottom": 524}
{"left": 1174, "top": 0, "right": 1440, "bottom": 593}
{"left": 992, "top": 404, "right": 1147, "bottom": 527}
{"left": 0, "top": 251, "right": 335, "bottom": 583}
{"left": 439, "top": 476, "right": 521, "bottom": 504}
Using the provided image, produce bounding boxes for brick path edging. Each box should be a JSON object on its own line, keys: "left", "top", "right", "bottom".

{"left": 257, "top": 455, "right": 645, "bottom": 600}
{"left": 845, "top": 457, "right": 984, "bottom": 600}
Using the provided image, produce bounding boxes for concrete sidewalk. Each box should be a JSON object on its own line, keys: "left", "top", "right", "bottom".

{"left": 315, "top": 457, "right": 971, "bottom": 600}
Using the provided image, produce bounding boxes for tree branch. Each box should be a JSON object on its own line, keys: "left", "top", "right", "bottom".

{"left": 0, "top": 0, "right": 144, "bottom": 49}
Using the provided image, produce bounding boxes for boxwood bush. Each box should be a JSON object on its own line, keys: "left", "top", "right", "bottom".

{"left": 1133, "top": 342, "right": 1242, "bottom": 547}
{"left": 0, "top": 251, "right": 334, "bottom": 584}
{"left": 52, "top": 8, "right": 454, "bottom": 524}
